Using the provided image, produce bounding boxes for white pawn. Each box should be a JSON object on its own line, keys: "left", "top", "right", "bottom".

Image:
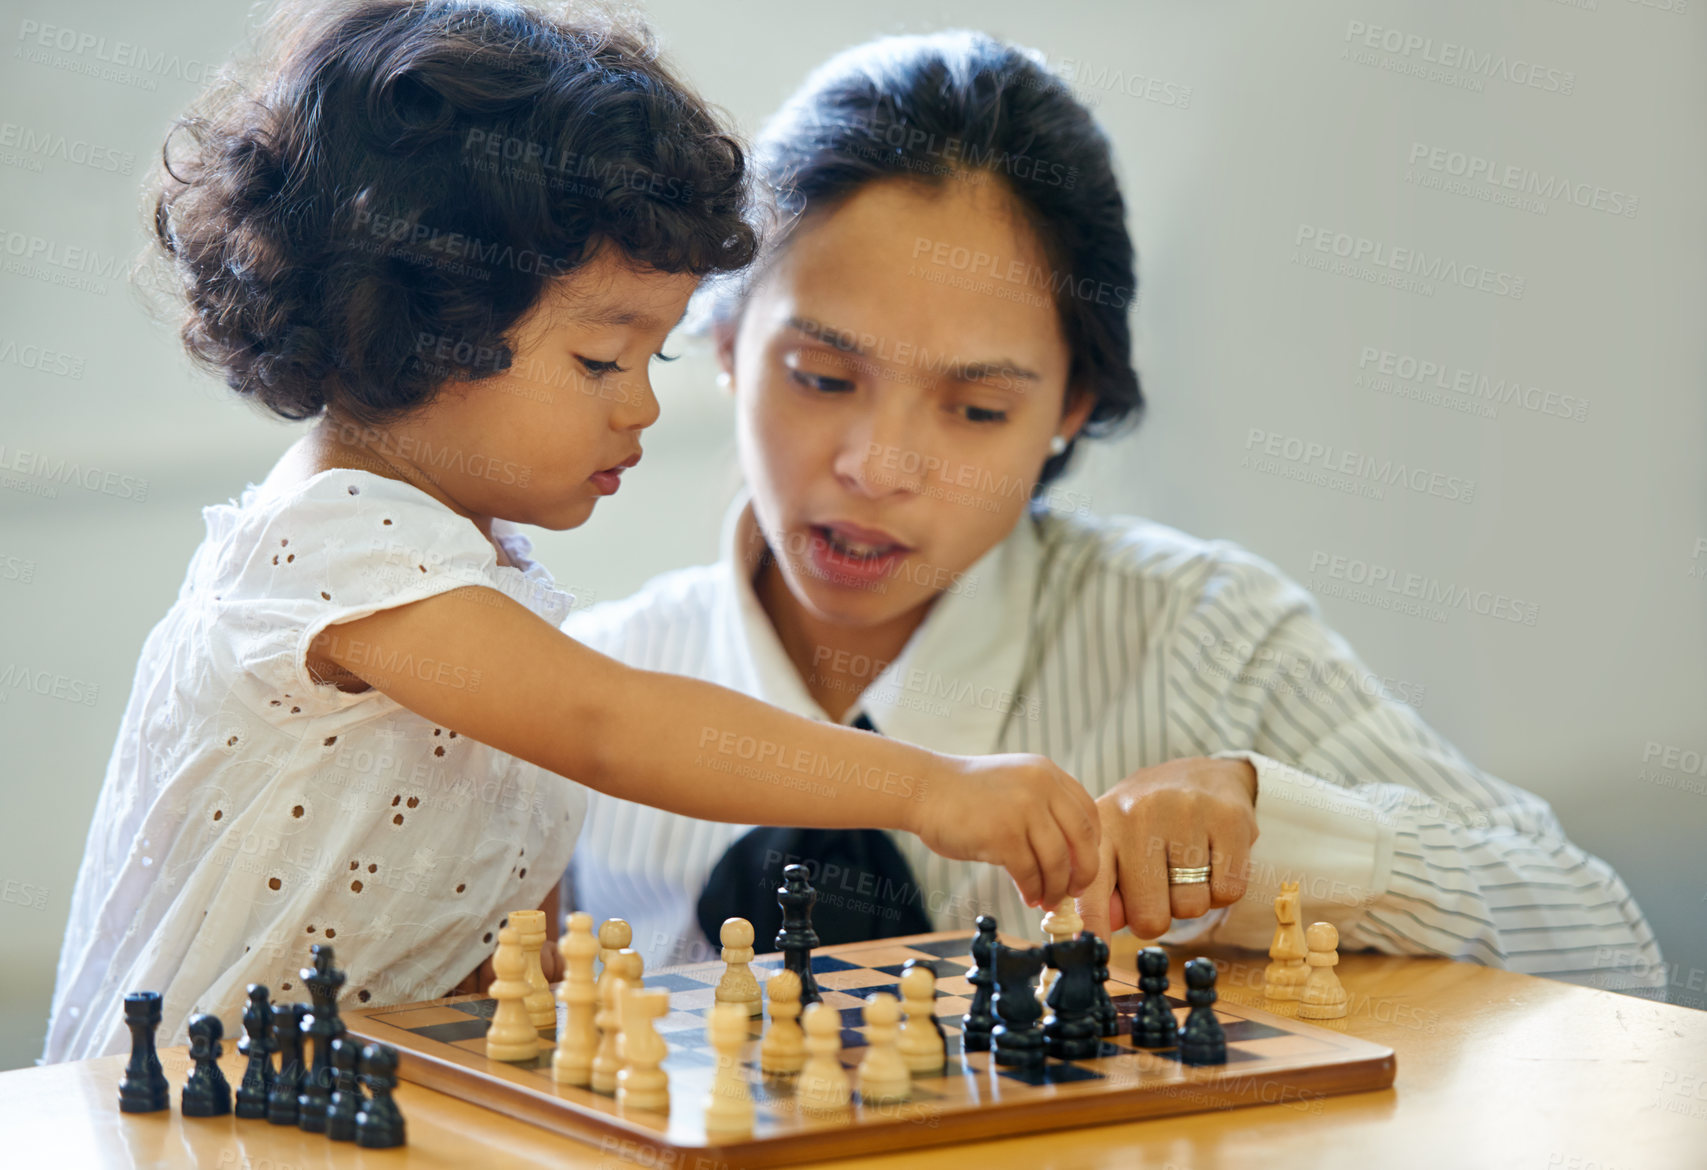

{"left": 485, "top": 926, "right": 541, "bottom": 1062}
{"left": 897, "top": 965, "right": 944, "bottom": 1074}
{"left": 552, "top": 912, "right": 600, "bottom": 1086}
{"left": 591, "top": 948, "right": 642, "bottom": 1094}
{"left": 703, "top": 1002, "right": 755, "bottom": 1136}
{"left": 796, "top": 1002, "right": 851, "bottom": 1112}
{"left": 856, "top": 993, "right": 911, "bottom": 1104}
{"left": 1038, "top": 898, "right": 1082, "bottom": 1006}
{"left": 616, "top": 987, "right": 671, "bottom": 1113}
{"left": 715, "top": 917, "right": 763, "bottom": 1018}
{"left": 511, "top": 908, "right": 557, "bottom": 1031}
{"left": 760, "top": 968, "right": 805, "bottom": 1076}
{"left": 596, "top": 918, "right": 633, "bottom": 1001}
{"left": 1296, "top": 921, "right": 1350, "bottom": 1020}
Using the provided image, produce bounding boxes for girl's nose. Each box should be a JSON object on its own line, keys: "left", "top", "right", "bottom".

{"left": 611, "top": 374, "right": 660, "bottom": 431}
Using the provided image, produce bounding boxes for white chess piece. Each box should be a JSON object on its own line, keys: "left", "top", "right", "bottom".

{"left": 552, "top": 912, "right": 600, "bottom": 1085}
{"left": 591, "top": 948, "right": 642, "bottom": 1093}
{"left": 897, "top": 965, "right": 944, "bottom": 1074}
{"left": 796, "top": 1002, "right": 851, "bottom": 1111}
{"left": 1038, "top": 899, "right": 1082, "bottom": 1006}
{"left": 857, "top": 993, "right": 911, "bottom": 1104}
{"left": 510, "top": 909, "right": 557, "bottom": 1031}
{"left": 616, "top": 987, "right": 671, "bottom": 1113}
{"left": 596, "top": 918, "right": 633, "bottom": 1001}
{"left": 715, "top": 917, "right": 763, "bottom": 1018}
{"left": 760, "top": 968, "right": 805, "bottom": 1075}
{"left": 703, "top": 1002, "right": 755, "bottom": 1136}
{"left": 1264, "top": 882, "right": 1309, "bottom": 1001}
{"left": 485, "top": 926, "right": 541, "bottom": 1062}
{"left": 1297, "top": 921, "right": 1349, "bottom": 1020}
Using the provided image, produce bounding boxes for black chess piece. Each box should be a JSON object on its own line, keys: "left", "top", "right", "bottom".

{"left": 1177, "top": 956, "right": 1227, "bottom": 1066}
{"left": 1091, "top": 933, "right": 1119, "bottom": 1037}
{"left": 325, "top": 1034, "right": 365, "bottom": 1141}
{"left": 990, "top": 941, "right": 1047, "bottom": 1071}
{"left": 355, "top": 1042, "right": 407, "bottom": 1149}
{"left": 181, "top": 1013, "right": 232, "bottom": 1117}
{"left": 1131, "top": 946, "right": 1176, "bottom": 1049}
{"left": 118, "top": 991, "right": 170, "bottom": 1113}
{"left": 775, "top": 863, "right": 822, "bottom": 1006}
{"left": 266, "top": 1002, "right": 306, "bottom": 1125}
{"left": 298, "top": 944, "right": 346, "bottom": 1132}
{"left": 235, "top": 984, "right": 274, "bottom": 1119}
{"left": 960, "top": 915, "right": 998, "bottom": 1051}
{"left": 1041, "top": 930, "right": 1103, "bottom": 1061}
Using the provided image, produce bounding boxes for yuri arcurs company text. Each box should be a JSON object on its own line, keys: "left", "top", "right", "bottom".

{"left": 693, "top": 727, "right": 927, "bottom": 802}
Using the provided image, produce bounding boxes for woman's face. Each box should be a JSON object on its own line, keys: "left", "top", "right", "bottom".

{"left": 726, "top": 176, "right": 1091, "bottom": 632}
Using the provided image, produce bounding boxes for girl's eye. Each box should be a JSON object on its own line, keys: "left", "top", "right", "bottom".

{"left": 578, "top": 357, "right": 625, "bottom": 376}
{"left": 652, "top": 351, "right": 679, "bottom": 363}
{"left": 788, "top": 370, "right": 855, "bottom": 394}
{"left": 961, "top": 405, "right": 1008, "bottom": 424}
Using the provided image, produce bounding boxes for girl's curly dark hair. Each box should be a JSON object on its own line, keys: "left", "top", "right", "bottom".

{"left": 147, "top": 0, "right": 756, "bottom": 423}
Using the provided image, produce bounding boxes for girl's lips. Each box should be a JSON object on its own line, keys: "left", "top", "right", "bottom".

{"left": 588, "top": 451, "right": 641, "bottom": 496}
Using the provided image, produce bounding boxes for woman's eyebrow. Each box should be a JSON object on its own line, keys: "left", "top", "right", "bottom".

{"left": 784, "top": 315, "right": 1039, "bottom": 384}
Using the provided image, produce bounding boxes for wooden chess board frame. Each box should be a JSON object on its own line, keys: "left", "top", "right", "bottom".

{"left": 345, "top": 931, "right": 1396, "bottom": 1167}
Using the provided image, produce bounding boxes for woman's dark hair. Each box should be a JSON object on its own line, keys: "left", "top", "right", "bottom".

{"left": 704, "top": 30, "right": 1142, "bottom": 485}
{"left": 147, "top": 0, "right": 756, "bottom": 423}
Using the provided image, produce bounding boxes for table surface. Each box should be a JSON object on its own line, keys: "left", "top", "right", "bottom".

{"left": 6, "top": 941, "right": 1705, "bottom": 1170}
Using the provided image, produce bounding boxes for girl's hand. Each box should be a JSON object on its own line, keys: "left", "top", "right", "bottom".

{"left": 912, "top": 753, "right": 1101, "bottom": 911}
{"left": 1075, "top": 757, "right": 1259, "bottom": 941}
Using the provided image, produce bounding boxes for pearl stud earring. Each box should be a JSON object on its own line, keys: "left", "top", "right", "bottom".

{"left": 1049, "top": 435, "right": 1068, "bottom": 456}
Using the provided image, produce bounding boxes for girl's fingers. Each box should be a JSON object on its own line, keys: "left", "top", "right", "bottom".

{"left": 1005, "top": 837, "right": 1044, "bottom": 907}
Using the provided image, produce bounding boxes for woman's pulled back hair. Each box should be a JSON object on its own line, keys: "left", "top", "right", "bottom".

{"left": 703, "top": 30, "right": 1142, "bottom": 485}
{"left": 147, "top": 0, "right": 756, "bottom": 423}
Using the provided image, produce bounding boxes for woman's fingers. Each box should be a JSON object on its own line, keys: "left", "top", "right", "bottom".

{"left": 1209, "top": 823, "right": 1253, "bottom": 907}
{"left": 1075, "top": 821, "right": 1120, "bottom": 939}
{"left": 1166, "top": 836, "right": 1212, "bottom": 921}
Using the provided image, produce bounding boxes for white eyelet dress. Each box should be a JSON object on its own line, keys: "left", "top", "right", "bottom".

{"left": 43, "top": 469, "right": 586, "bottom": 1063}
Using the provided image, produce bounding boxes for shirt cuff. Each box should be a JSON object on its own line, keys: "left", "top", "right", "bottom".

{"left": 1196, "top": 750, "right": 1394, "bottom": 949}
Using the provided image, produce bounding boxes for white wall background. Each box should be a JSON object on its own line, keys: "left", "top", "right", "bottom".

{"left": 1, "top": 0, "right": 1702, "bottom": 1072}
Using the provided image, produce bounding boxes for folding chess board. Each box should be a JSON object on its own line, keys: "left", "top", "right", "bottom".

{"left": 345, "top": 931, "right": 1396, "bottom": 1167}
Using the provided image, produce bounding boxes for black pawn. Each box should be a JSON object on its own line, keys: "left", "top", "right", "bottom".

{"left": 775, "top": 863, "right": 822, "bottom": 1006}
{"left": 1041, "top": 930, "right": 1103, "bottom": 1062}
{"left": 326, "top": 1034, "right": 364, "bottom": 1141}
{"left": 355, "top": 1043, "right": 407, "bottom": 1149}
{"left": 1131, "top": 946, "right": 1176, "bottom": 1049}
{"left": 989, "top": 941, "right": 1047, "bottom": 1071}
{"left": 235, "top": 984, "right": 274, "bottom": 1119}
{"left": 298, "top": 944, "right": 346, "bottom": 1132}
{"left": 1177, "top": 957, "right": 1227, "bottom": 1066}
{"left": 960, "top": 915, "right": 998, "bottom": 1051}
{"left": 1092, "top": 935, "right": 1119, "bottom": 1037}
{"left": 266, "top": 1002, "right": 306, "bottom": 1125}
{"left": 117, "top": 991, "right": 170, "bottom": 1113}
{"left": 181, "top": 1013, "right": 232, "bottom": 1117}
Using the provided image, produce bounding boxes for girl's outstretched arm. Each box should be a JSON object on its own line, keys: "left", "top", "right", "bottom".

{"left": 310, "top": 585, "right": 1100, "bottom": 910}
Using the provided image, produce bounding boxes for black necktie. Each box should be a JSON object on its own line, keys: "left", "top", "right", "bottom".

{"left": 695, "top": 711, "right": 934, "bottom": 951}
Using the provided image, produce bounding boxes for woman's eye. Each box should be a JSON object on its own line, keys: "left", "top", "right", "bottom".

{"left": 578, "top": 357, "right": 626, "bottom": 377}
{"left": 961, "top": 405, "right": 1008, "bottom": 424}
{"left": 789, "top": 370, "right": 855, "bottom": 394}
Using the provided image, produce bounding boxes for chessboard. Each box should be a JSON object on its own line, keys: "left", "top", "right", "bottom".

{"left": 345, "top": 930, "right": 1396, "bottom": 1167}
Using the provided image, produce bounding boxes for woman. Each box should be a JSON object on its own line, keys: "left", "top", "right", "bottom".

{"left": 565, "top": 31, "right": 1662, "bottom": 990}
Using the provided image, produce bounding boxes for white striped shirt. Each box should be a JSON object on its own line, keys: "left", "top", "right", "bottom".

{"left": 566, "top": 495, "right": 1664, "bottom": 993}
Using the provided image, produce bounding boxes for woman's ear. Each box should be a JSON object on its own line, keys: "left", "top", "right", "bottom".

{"left": 1058, "top": 386, "right": 1097, "bottom": 444}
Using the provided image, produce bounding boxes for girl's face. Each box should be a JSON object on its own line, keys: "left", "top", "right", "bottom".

{"left": 364, "top": 246, "right": 698, "bottom": 531}
{"left": 725, "top": 177, "right": 1092, "bottom": 632}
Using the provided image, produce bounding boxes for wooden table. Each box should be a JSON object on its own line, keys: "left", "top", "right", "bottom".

{"left": 7, "top": 943, "right": 1705, "bottom": 1169}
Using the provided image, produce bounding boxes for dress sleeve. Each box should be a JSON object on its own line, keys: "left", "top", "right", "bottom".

{"left": 206, "top": 473, "right": 509, "bottom": 720}
{"left": 1161, "top": 546, "right": 1666, "bottom": 994}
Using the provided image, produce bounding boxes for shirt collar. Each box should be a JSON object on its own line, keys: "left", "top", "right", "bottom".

{"left": 715, "top": 491, "right": 1042, "bottom": 754}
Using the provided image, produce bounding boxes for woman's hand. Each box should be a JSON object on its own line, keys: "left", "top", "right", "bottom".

{"left": 913, "top": 752, "right": 1101, "bottom": 911}
{"left": 1076, "top": 757, "right": 1259, "bottom": 940}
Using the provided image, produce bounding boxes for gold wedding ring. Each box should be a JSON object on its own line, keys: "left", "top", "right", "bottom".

{"left": 1167, "top": 865, "right": 1212, "bottom": 885}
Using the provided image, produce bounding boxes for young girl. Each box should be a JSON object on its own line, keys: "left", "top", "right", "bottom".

{"left": 41, "top": 1, "right": 1099, "bottom": 1063}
